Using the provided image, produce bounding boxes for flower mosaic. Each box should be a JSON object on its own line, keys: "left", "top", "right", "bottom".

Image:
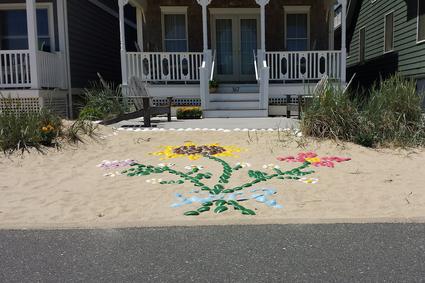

{"left": 98, "top": 147, "right": 350, "bottom": 216}
{"left": 277, "top": 152, "right": 351, "bottom": 168}
{"left": 152, "top": 142, "right": 242, "bottom": 160}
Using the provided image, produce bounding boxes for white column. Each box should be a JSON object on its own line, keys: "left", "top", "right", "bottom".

{"left": 197, "top": 0, "right": 211, "bottom": 111}
{"left": 197, "top": 0, "right": 211, "bottom": 52}
{"left": 26, "top": 0, "right": 40, "bottom": 89}
{"left": 341, "top": 0, "right": 347, "bottom": 84}
{"left": 136, "top": 8, "right": 144, "bottom": 52}
{"left": 255, "top": 0, "right": 269, "bottom": 62}
{"left": 118, "top": 0, "right": 129, "bottom": 87}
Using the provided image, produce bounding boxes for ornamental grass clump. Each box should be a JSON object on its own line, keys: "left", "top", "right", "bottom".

{"left": 79, "top": 76, "right": 124, "bottom": 121}
{"left": 301, "top": 74, "right": 425, "bottom": 148}
{"left": 0, "top": 100, "right": 62, "bottom": 153}
{"left": 0, "top": 95, "right": 98, "bottom": 154}
{"left": 300, "top": 84, "right": 361, "bottom": 142}
{"left": 363, "top": 75, "right": 425, "bottom": 147}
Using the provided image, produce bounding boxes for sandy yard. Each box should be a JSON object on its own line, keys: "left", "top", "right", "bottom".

{"left": 0, "top": 126, "right": 424, "bottom": 229}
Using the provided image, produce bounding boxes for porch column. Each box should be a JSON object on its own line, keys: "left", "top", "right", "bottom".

{"left": 197, "top": 0, "right": 212, "bottom": 111}
{"left": 26, "top": 0, "right": 40, "bottom": 89}
{"left": 255, "top": 0, "right": 270, "bottom": 62}
{"left": 118, "top": 0, "right": 129, "bottom": 88}
{"left": 341, "top": 0, "right": 347, "bottom": 84}
{"left": 136, "top": 8, "right": 144, "bottom": 52}
{"left": 197, "top": 0, "right": 211, "bottom": 53}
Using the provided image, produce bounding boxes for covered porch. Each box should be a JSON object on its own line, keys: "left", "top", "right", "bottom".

{"left": 0, "top": 0, "right": 68, "bottom": 90}
{"left": 118, "top": 0, "right": 347, "bottom": 117}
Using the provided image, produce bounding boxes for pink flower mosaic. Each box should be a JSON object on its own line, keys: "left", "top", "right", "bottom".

{"left": 277, "top": 152, "right": 351, "bottom": 168}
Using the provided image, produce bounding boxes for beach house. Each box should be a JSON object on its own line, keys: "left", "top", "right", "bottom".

{"left": 346, "top": 0, "right": 425, "bottom": 92}
{"left": 118, "top": 0, "right": 347, "bottom": 117}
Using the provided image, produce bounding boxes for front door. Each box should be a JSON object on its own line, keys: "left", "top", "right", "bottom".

{"left": 212, "top": 15, "right": 259, "bottom": 82}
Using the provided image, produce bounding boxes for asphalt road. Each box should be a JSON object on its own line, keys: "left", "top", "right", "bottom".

{"left": 1, "top": 224, "right": 425, "bottom": 282}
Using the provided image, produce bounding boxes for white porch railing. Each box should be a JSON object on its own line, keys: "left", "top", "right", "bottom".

{"left": 37, "top": 51, "right": 65, "bottom": 88}
{"left": 0, "top": 50, "right": 65, "bottom": 89}
{"left": 265, "top": 51, "right": 342, "bottom": 81}
{"left": 0, "top": 50, "right": 31, "bottom": 88}
{"left": 126, "top": 52, "right": 204, "bottom": 82}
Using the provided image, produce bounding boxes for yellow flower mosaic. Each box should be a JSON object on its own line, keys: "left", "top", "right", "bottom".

{"left": 151, "top": 142, "right": 243, "bottom": 160}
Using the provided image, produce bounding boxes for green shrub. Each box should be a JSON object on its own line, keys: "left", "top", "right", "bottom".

{"left": 301, "top": 74, "right": 425, "bottom": 148}
{"left": 0, "top": 99, "right": 62, "bottom": 153}
{"left": 177, "top": 107, "right": 203, "bottom": 119}
{"left": 79, "top": 77, "right": 124, "bottom": 121}
{"left": 300, "top": 84, "right": 361, "bottom": 142}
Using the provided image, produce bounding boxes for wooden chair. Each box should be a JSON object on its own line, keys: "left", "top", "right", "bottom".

{"left": 101, "top": 77, "right": 172, "bottom": 127}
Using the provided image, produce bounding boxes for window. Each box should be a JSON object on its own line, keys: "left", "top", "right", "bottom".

{"left": 359, "top": 27, "right": 366, "bottom": 62}
{"left": 384, "top": 12, "right": 394, "bottom": 52}
{"left": 284, "top": 6, "right": 310, "bottom": 51}
{"left": 161, "top": 7, "right": 188, "bottom": 52}
{"left": 0, "top": 6, "right": 53, "bottom": 51}
{"left": 418, "top": 0, "right": 425, "bottom": 43}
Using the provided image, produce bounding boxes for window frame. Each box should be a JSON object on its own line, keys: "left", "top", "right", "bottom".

{"left": 359, "top": 26, "right": 366, "bottom": 62}
{"left": 283, "top": 6, "right": 311, "bottom": 51}
{"left": 0, "top": 3, "right": 55, "bottom": 51}
{"left": 160, "top": 6, "right": 189, "bottom": 52}
{"left": 383, "top": 11, "right": 395, "bottom": 54}
{"left": 418, "top": 0, "right": 425, "bottom": 44}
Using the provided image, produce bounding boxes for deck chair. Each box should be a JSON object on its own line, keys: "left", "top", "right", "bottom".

{"left": 101, "top": 77, "right": 172, "bottom": 127}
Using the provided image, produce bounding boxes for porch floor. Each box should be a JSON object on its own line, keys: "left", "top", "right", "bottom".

{"left": 111, "top": 117, "right": 299, "bottom": 130}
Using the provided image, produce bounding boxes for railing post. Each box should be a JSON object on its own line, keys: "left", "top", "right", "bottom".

{"left": 26, "top": 0, "right": 40, "bottom": 89}
{"left": 341, "top": 0, "right": 347, "bottom": 85}
{"left": 260, "top": 61, "right": 269, "bottom": 112}
{"left": 200, "top": 62, "right": 209, "bottom": 111}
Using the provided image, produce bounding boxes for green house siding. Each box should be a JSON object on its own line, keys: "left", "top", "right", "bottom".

{"left": 348, "top": 0, "right": 425, "bottom": 86}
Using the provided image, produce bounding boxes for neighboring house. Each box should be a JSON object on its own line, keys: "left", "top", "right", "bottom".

{"left": 0, "top": 0, "right": 136, "bottom": 117}
{"left": 118, "top": 0, "right": 348, "bottom": 118}
{"left": 346, "top": 0, "right": 425, "bottom": 91}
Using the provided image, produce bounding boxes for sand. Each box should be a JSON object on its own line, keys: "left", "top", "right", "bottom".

{"left": 1, "top": 126, "right": 425, "bottom": 229}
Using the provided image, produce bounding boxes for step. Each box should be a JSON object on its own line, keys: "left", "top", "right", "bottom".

{"left": 203, "top": 109, "right": 268, "bottom": 118}
{"left": 216, "top": 84, "right": 259, "bottom": 93}
{"left": 209, "top": 100, "right": 260, "bottom": 110}
{"left": 210, "top": 92, "right": 259, "bottom": 101}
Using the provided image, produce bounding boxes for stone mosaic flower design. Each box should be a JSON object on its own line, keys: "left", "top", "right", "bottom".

{"left": 151, "top": 142, "right": 242, "bottom": 160}
{"left": 277, "top": 152, "right": 351, "bottom": 168}
{"left": 100, "top": 148, "right": 350, "bottom": 217}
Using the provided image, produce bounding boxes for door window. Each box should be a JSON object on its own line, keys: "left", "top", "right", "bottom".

{"left": 0, "top": 8, "right": 52, "bottom": 51}
{"left": 216, "top": 19, "right": 233, "bottom": 75}
{"left": 240, "top": 19, "right": 257, "bottom": 75}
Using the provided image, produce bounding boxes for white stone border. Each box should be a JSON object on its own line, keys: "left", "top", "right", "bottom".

{"left": 115, "top": 127, "right": 302, "bottom": 136}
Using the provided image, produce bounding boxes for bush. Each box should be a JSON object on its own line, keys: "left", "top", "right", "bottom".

{"left": 177, "top": 107, "right": 203, "bottom": 119}
{"left": 79, "top": 76, "right": 124, "bottom": 121}
{"left": 0, "top": 95, "right": 98, "bottom": 154}
{"left": 300, "top": 84, "right": 361, "bottom": 142}
{"left": 0, "top": 100, "right": 62, "bottom": 153}
{"left": 301, "top": 74, "right": 425, "bottom": 148}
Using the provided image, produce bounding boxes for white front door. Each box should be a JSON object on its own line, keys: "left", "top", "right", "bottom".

{"left": 212, "top": 14, "right": 259, "bottom": 82}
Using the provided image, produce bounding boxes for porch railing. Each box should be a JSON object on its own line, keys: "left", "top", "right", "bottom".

{"left": 126, "top": 52, "right": 204, "bottom": 82}
{"left": 37, "top": 51, "right": 65, "bottom": 89}
{"left": 265, "top": 51, "right": 342, "bottom": 81}
{"left": 0, "top": 50, "right": 31, "bottom": 88}
{"left": 0, "top": 50, "right": 65, "bottom": 89}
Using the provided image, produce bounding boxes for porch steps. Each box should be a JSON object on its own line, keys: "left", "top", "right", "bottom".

{"left": 204, "top": 91, "right": 267, "bottom": 118}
